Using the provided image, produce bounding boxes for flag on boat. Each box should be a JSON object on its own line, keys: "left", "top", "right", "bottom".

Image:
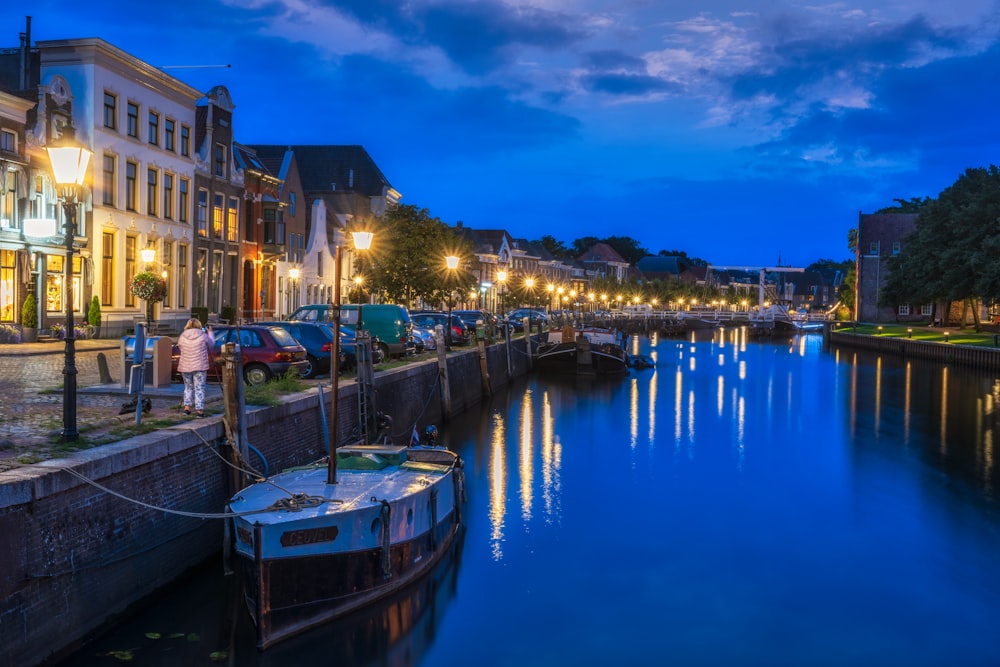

{"left": 410, "top": 425, "right": 421, "bottom": 446}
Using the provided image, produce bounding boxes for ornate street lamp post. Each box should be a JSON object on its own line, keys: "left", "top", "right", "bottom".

{"left": 445, "top": 254, "right": 459, "bottom": 348}
{"left": 351, "top": 231, "right": 374, "bottom": 331}
{"left": 47, "top": 143, "right": 92, "bottom": 442}
{"left": 497, "top": 270, "right": 507, "bottom": 315}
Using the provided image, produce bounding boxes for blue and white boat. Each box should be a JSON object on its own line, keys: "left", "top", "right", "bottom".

{"left": 228, "top": 433, "right": 464, "bottom": 650}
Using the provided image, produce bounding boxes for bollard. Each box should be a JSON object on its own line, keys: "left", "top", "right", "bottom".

{"left": 96, "top": 352, "right": 113, "bottom": 384}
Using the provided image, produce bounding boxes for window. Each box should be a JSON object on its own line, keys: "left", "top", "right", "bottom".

{"left": 921, "top": 304, "right": 933, "bottom": 316}
{"left": 178, "top": 244, "right": 188, "bottom": 308}
{"left": 180, "top": 125, "right": 190, "bottom": 157}
{"left": 125, "top": 161, "right": 138, "bottom": 211}
{"left": 0, "top": 250, "right": 14, "bottom": 322}
{"left": 102, "top": 155, "right": 116, "bottom": 207}
{"left": 125, "top": 236, "right": 137, "bottom": 307}
{"left": 1, "top": 175, "right": 13, "bottom": 229}
{"left": 101, "top": 232, "right": 114, "bottom": 306}
{"left": 103, "top": 92, "right": 117, "bottom": 130}
{"left": 868, "top": 241, "right": 879, "bottom": 255}
{"left": 227, "top": 197, "right": 238, "bottom": 241}
{"left": 214, "top": 143, "right": 226, "bottom": 177}
{"left": 162, "top": 240, "right": 173, "bottom": 308}
{"left": 148, "top": 111, "right": 159, "bottom": 146}
{"left": 147, "top": 168, "right": 158, "bottom": 216}
{"left": 213, "top": 193, "right": 224, "bottom": 238}
{"left": 289, "top": 192, "right": 296, "bottom": 217}
{"left": 164, "top": 118, "right": 175, "bottom": 152}
{"left": 126, "top": 102, "right": 139, "bottom": 138}
{"left": 0, "top": 129, "right": 14, "bottom": 152}
{"left": 898, "top": 304, "right": 910, "bottom": 316}
{"left": 892, "top": 241, "right": 901, "bottom": 255}
{"left": 178, "top": 178, "right": 189, "bottom": 223}
{"left": 163, "top": 173, "right": 173, "bottom": 220}
{"left": 197, "top": 189, "right": 208, "bottom": 236}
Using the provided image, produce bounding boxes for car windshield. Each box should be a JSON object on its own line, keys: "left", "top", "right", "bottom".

{"left": 268, "top": 328, "right": 300, "bottom": 347}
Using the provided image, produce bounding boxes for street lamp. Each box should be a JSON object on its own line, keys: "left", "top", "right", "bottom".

{"left": 497, "top": 270, "right": 507, "bottom": 314}
{"left": 288, "top": 267, "right": 299, "bottom": 314}
{"left": 351, "top": 231, "right": 374, "bottom": 331}
{"left": 525, "top": 277, "right": 536, "bottom": 334}
{"left": 547, "top": 283, "right": 555, "bottom": 313}
{"left": 47, "top": 142, "right": 92, "bottom": 442}
{"left": 445, "top": 254, "right": 459, "bottom": 348}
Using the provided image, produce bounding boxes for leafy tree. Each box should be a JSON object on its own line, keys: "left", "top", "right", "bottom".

{"left": 880, "top": 166, "right": 1000, "bottom": 330}
{"left": 874, "top": 197, "right": 931, "bottom": 213}
{"left": 571, "top": 236, "right": 600, "bottom": 257}
{"left": 656, "top": 249, "right": 709, "bottom": 266}
{"left": 360, "top": 204, "right": 471, "bottom": 308}
{"left": 604, "top": 235, "right": 649, "bottom": 266}
{"left": 534, "top": 235, "right": 572, "bottom": 260}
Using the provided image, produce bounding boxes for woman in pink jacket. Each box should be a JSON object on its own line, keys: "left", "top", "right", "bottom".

{"left": 176, "top": 318, "right": 213, "bottom": 417}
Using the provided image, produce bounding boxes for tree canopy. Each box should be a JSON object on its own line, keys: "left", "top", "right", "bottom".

{"left": 880, "top": 166, "right": 1000, "bottom": 327}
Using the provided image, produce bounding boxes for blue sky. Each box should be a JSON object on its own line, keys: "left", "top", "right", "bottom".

{"left": 10, "top": 0, "right": 1000, "bottom": 267}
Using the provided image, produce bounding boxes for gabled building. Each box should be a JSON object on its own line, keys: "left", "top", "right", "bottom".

{"left": 856, "top": 212, "right": 918, "bottom": 322}
{"left": 253, "top": 145, "right": 400, "bottom": 309}
{"left": 578, "top": 242, "right": 629, "bottom": 282}
{"left": 232, "top": 141, "right": 281, "bottom": 320}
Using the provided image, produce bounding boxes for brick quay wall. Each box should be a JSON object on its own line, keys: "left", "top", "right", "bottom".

{"left": 828, "top": 329, "right": 1000, "bottom": 373}
{"left": 0, "top": 338, "right": 533, "bottom": 667}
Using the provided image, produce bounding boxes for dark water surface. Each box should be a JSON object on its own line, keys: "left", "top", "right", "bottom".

{"left": 60, "top": 330, "right": 1000, "bottom": 666}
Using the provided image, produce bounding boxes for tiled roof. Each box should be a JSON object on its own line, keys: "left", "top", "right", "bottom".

{"left": 252, "top": 145, "right": 392, "bottom": 197}
{"left": 577, "top": 242, "right": 626, "bottom": 264}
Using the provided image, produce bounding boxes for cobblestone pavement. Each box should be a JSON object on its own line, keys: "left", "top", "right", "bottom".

{"left": 0, "top": 339, "right": 193, "bottom": 469}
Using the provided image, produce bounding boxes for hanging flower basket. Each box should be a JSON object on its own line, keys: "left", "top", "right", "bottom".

{"left": 129, "top": 271, "right": 167, "bottom": 303}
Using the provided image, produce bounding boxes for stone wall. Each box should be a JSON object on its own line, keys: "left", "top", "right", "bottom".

{"left": 0, "top": 337, "right": 532, "bottom": 667}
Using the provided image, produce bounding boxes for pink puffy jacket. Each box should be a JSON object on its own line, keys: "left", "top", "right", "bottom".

{"left": 176, "top": 328, "right": 213, "bottom": 373}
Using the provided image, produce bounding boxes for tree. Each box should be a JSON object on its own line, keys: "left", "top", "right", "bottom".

{"left": 657, "top": 249, "right": 708, "bottom": 266}
{"left": 534, "top": 235, "right": 572, "bottom": 260}
{"left": 874, "top": 197, "right": 931, "bottom": 213}
{"left": 603, "top": 235, "right": 649, "bottom": 266}
{"left": 571, "top": 236, "right": 600, "bottom": 257}
{"left": 880, "top": 166, "right": 1000, "bottom": 330}
{"left": 362, "top": 204, "right": 472, "bottom": 308}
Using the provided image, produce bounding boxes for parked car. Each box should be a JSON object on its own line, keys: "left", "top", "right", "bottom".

{"left": 410, "top": 311, "right": 472, "bottom": 347}
{"left": 288, "top": 303, "right": 415, "bottom": 358}
{"left": 411, "top": 325, "right": 437, "bottom": 352}
{"left": 256, "top": 321, "right": 337, "bottom": 379}
{"left": 504, "top": 309, "right": 549, "bottom": 332}
{"left": 171, "top": 324, "right": 308, "bottom": 386}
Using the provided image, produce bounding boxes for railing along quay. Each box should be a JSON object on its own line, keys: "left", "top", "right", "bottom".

{"left": 828, "top": 328, "right": 1000, "bottom": 373}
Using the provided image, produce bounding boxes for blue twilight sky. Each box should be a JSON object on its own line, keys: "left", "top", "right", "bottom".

{"left": 8, "top": 0, "right": 1000, "bottom": 267}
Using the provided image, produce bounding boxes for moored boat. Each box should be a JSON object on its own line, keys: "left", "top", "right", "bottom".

{"left": 535, "top": 326, "right": 628, "bottom": 376}
{"left": 228, "top": 429, "right": 464, "bottom": 650}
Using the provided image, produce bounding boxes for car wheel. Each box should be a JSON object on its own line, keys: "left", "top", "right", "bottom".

{"left": 244, "top": 363, "right": 272, "bottom": 386}
{"left": 377, "top": 342, "right": 390, "bottom": 361}
{"left": 303, "top": 354, "right": 320, "bottom": 379}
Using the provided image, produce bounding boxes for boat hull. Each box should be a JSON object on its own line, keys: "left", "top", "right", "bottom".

{"left": 229, "top": 446, "right": 463, "bottom": 650}
{"left": 535, "top": 341, "right": 629, "bottom": 376}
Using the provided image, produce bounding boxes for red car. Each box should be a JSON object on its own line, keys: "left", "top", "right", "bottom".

{"left": 172, "top": 324, "right": 308, "bottom": 385}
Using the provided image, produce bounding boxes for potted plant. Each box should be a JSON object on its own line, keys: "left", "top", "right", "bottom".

{"left": 20, "top": 293, "right": 37, "bottom": 343}
{"left": 129, "top": 271, "right": 167, "bottom": 331}
{"left": 220, "top": 304, "right": 236, "bottom": 325}
{"left": 88, "top": 296, "right": 102, "bottom": 338}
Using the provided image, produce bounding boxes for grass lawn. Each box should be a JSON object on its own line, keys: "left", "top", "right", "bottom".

{"left": 833, "top": 322, "right": 1000, "bottom": 348}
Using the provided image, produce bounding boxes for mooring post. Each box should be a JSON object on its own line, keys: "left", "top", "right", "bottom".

{"left": 220, "top": 342, "right": 246, "bottom": 492}
{"left": 476, "top": 320, "right": 493, "bottom": 397}
{"left": 435, "top": 325, "right": 452, "bottom": 420}
{"left": 96, "top": 352, "right": 112, "bottom": 384}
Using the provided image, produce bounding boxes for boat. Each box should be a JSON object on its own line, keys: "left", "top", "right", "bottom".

{"left": 677, "top": 310, "right": 722, "bottom": 331}
{"left": 535, "top": 325, "right": 629, "bottom": 376}
{"left": 748, "top": 305, "right": 826, "bottom": 336}
{"left": 227, "top": 425, "right": 465, "bottom": 650}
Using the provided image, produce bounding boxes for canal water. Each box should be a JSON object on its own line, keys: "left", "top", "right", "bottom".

{"left": 58, "top": 330, "right": 1000, "bottom": 666}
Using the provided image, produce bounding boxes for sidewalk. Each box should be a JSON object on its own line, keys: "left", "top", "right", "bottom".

{"left": 0, "top": 339, "right": 221, "bottom": 467}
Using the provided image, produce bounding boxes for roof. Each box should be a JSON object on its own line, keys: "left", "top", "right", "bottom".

{"left": 577, "top": 242, "right": 626, "bottom": 265}
{"left": 252, "top": 145, "right": 393, "bottom": 198}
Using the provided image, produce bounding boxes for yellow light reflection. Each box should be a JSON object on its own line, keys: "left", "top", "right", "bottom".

{"left": 630, "top": 377, "right": 639, "bottom": 449}
{"left": 904, "top": 362, "right": 911, "bottom": 445}
{"left": 940, "top": 367, "right": 948, "bottom": 454}
{"left": 874, "top": 357, "right": 882, "bottom": 437}
{"left": 648, "top": 367, "right": 657, "bottom": 446}
{"left": 687, "top": 388, "right": 696, "bottom": 447}
{"left": 541, "top": 390, "right": 561, "bottom": 522}
{"left": 519, "top": 388, "right": 534, "bottom": 522}
{"left": 717, "top": 375, "right": 724, "bottom": 417}
{"left": 674, "top": 367, "right": 683, "bottom": 447}
{"left": 488, "top": 412, "right": 507, "bottom": 561}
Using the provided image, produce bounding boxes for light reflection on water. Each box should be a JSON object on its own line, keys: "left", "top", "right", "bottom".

{"left": 60, "top": 330, "right": 1000, "bottom": 667}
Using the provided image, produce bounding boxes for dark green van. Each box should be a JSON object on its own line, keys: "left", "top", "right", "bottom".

{"left": 289, "top": 303, "right": 414, "bottom": 357}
